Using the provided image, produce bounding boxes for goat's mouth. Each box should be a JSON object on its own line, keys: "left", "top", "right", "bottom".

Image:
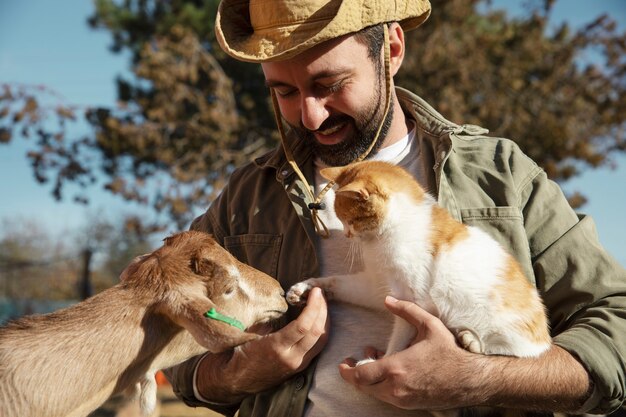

{"left": 247, "top": 310, "right": 286, "bottom": 335}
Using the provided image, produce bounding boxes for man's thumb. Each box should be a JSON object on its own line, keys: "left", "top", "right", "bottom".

{"left": 384, "top": 296, "right": 438, "bottom": 330}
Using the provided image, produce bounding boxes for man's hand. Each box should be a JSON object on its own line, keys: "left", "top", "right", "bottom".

{"left": 196, "top": 287, "right": 329, "bottom": 403}
{"left": 339, "top": 296, "right": 477, "bottom": 410}
{"left": 339, "top": 296, "right": 591, "bottom": 412}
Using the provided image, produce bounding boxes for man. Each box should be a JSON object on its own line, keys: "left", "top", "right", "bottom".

{"left": 166, "top": 1, "right": 626, "bottom": 416}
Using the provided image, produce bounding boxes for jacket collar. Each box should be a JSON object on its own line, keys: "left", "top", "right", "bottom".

{"left": 253, "top": 125, "right": 313, "bottom": 183}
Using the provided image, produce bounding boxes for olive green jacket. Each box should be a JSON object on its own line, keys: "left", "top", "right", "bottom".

{"left": 166, "top": 88, "right": 626, "bottom": 417}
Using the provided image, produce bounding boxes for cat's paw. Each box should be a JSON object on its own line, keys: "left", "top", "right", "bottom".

{"left": 286, "top": 281, "right": 313, "bottom": 305}
{"left": 457, "top": 329, "right": 483, "bottom": 354}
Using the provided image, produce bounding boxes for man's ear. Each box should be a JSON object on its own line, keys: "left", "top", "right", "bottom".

{"left": 336, "top": 181, "right": 369, "bottom": 201}
{"left": 387, "top": 22, "right": 405, "bottom": 77}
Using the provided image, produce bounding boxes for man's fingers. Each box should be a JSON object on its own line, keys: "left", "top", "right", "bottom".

{"left": 384, "top": 296, "right": 455, "bottom": 345}
{"left": 363, "top": 345, "right": 385, "bottom": 360}
{"left": 238, "top": 287, "right": 327, "bottom": 374}
{"left": 343, "top": 357, "right": 358, "bottom": 367}
{"left": 283, "top": 287, "right": 328, "bottom": 351}
{"left": 339, "top": 358, "right": 386, "bottom": 387}
{"left": 384, "top": 296, "right": 443, "bottom": 329}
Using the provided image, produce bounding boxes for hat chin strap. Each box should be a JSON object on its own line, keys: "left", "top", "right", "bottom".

{"left": 271, "top": 25, "right": 393, "bottom": 238}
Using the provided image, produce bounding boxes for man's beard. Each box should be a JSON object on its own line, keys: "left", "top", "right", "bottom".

{"left": 289, "top": 77, "right": 393, "bottom": 167}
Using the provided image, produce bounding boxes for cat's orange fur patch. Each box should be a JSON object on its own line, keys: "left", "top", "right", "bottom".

{"left": 358, "top": 164, "right": 471, "bottom": 257}
{"left": 493, "top": 258, "right": 551, "bottom": 344}
{"left": 326, "top": 162, "right": 413, "bottom": 236}
{"left": 429, "top": 206, "right": 470, "bottom": 256}
{"left": 326, "top": 161, "right": 472, "bottom": 251}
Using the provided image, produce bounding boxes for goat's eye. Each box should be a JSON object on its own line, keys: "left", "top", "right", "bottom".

{"left": 223, "top": 286, "right": 235, "bottom": 297}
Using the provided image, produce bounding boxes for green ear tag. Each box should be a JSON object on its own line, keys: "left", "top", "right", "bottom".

{"left": 204, "top": 308, "right": 245, "bottom": 331}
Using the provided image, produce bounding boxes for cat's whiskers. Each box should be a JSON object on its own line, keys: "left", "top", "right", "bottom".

{"left": 345, "top": 239, "right": 363, "bottom": 273}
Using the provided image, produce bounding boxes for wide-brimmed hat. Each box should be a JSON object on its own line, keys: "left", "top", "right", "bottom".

{"left": 215, "top": 0, "right": 431, "bottom": 63}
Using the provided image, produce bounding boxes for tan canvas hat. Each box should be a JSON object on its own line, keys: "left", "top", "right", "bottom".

{"left": 216, "top": 0, "right": 431, "bottom": 62}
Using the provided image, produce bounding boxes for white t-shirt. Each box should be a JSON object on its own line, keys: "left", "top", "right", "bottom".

{"left": 306, "top": 125, "right": 432, "bottom": 417}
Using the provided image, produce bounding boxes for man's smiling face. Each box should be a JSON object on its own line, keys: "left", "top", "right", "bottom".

{"left": 262, "top": 34, "right": 391, "bottom": 167}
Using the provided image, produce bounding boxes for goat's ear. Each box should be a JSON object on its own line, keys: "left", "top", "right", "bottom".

{"left": 161, "top": 296, "right": 257, "bottom": 353}
{"left": 119, "top": 254, "right": 151, "bottom": 282}
{"left": 191, "top": 256, "right": 218, "bottom": 277}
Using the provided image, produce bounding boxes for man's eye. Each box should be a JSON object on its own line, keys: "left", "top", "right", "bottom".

{"left": 325, "top": 82, "right": 344, "bottom": 93}
{"left": 276, "top": 88, "right": 297, "bottom": 98}
{"left": 317, "top": 78, "right": 348, "bottom": 97}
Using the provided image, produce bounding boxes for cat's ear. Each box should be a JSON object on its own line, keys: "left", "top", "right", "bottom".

{"left": 320, "top": 166, "right": 345, "bottom": 182}
{"left": 336, "top": 182, "right": 369, "bottom": 201}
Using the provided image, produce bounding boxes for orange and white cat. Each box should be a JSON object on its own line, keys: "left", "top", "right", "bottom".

{"left": 287, "top": 161, "right": 551, "bottom": 359}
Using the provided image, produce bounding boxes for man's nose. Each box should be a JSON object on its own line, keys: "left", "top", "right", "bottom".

{"left": 300, "top": 96, "right": 329, "bottom": 131}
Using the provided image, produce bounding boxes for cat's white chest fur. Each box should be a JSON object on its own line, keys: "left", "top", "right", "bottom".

{"left": 367, "top": 194, "right": 438, "bottom": 307}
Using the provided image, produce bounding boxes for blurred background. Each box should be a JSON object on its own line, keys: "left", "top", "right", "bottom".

{"left": 1, "top": 0, "right": 625, "bottom": 416}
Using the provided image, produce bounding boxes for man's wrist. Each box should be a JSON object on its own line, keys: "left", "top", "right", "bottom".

{"left": 452, "top": 348, "right": 495, "bottom": 407}
{"left": 194, "top": 350, "right": 247, "bottom": 404}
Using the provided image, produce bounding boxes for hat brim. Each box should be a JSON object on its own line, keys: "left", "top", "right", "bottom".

{"left": 216, "top": 0, "right": 431, "bottom": 63}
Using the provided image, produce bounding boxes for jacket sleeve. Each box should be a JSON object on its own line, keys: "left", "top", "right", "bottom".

{"left": 521, "top": 169, "right": 626, "bottom": 414}
{"left": 162, "top": 352, "right": 240, "bottom": 416}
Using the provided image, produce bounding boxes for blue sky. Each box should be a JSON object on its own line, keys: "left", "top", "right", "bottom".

{"left": 0, "top": 0, "right": 625, "bottom": 266}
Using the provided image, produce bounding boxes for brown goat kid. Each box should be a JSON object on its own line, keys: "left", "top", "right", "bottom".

{"left": 0, "top": 231, "right": 288, "bottom": 417}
